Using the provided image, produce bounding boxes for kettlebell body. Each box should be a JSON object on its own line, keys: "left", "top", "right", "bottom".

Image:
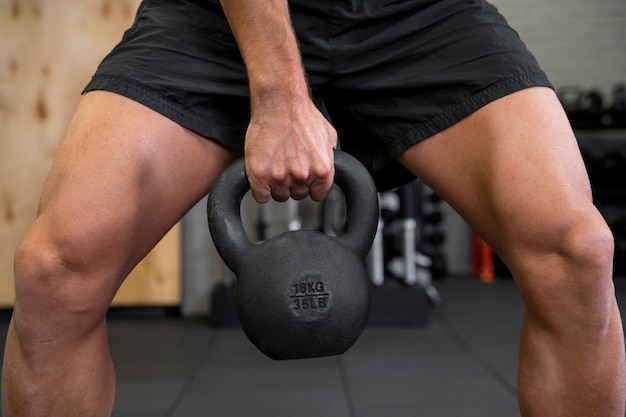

{"left": 237, "top": 231, "right": 371, "bottom": 360}
{"left": 208, "top": 151, "right": 379, "bottom": 360}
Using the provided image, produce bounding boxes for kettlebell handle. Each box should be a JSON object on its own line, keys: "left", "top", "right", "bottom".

{"left": 207, "top": 150, "right": 379, "bottom": 274}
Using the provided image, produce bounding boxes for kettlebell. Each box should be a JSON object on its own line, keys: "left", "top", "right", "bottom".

{"left": 208, "top": 151, "right": 379, "bottom": 360}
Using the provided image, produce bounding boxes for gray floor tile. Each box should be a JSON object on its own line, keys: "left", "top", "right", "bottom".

{"left": 435, "top": 276, "right": 524, "bottom": 388}
{"left": 169, "top": 329, "right": 351, "bottom": 417}
{"left": 1, "top": 319, "right": 10, "bottom": 416}
{"left": 343, "top": 325, "right": 519, "bottom": 417}
{"left": 112, "top": 378, "right": 186, "bottom": 416}
{"left": 107, "top": 318, "right": 215, "bottom": 379}
{"left": 112, "top": 412, "right": 168, "bottom": 417}
{"left": 0, "top": 319, "right": 9, "bottom": 363}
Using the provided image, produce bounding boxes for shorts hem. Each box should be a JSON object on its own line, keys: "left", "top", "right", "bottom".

{"left": 82, "top": 74, "right": 247, "bottom": 151}
{"left": 386, "top": 71, "right": 554, "bottom": 157}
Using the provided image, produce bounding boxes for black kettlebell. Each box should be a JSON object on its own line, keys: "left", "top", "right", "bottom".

{"left": 207, "top": 151, "right": 379, "bottom": 360}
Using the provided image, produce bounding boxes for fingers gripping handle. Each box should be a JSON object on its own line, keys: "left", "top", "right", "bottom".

{"left": 207, "top": 151, "right": 379, "bottom": 273}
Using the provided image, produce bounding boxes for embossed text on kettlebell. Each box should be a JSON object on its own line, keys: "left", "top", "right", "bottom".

{"left": 289, "top": 277, "right": 330, "bottom": 312}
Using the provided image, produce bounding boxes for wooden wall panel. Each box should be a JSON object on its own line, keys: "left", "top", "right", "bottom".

{"left": 0, "top": 0, "right": 181, "bottom": 308}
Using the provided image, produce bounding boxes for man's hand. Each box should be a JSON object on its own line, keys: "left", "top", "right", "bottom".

{"left": 245, "top": 92, "right": 337, "bottom": 203}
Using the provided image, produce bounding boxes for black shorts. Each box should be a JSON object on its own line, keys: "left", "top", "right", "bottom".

{"left": 83, "top": 0, "right": 552, "bottom": 190}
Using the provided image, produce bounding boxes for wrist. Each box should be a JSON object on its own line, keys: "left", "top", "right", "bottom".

{"left": 249, "top": 75, "right": 311, "bottom": 110}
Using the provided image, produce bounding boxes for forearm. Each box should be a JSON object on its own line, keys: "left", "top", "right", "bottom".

{"left": 220, "top": 0, "right": 336, "bottom": 204}
{"left": 219, "top": 0, "right": 310, "bottom": 105}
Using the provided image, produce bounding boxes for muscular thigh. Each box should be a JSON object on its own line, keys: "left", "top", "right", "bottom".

{"left": 398, "top": 87, "right": 595, "bottom": 259}
{"left": 35, "top": 91, "right": 237, "bottom": 283}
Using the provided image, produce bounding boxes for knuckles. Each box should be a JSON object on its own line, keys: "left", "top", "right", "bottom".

{"left": 248, "top": 157, "right": 335, "bottom": 203}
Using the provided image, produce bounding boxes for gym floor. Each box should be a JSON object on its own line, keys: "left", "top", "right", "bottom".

{"left": 1, "top": 275, "right": 625, "bottom": 417}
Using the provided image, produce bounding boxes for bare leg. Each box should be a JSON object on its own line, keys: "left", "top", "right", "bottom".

{"left": 399, "top": 87, "right": 626, "bottom": 416}
{"left": 1, "top": 91, "right": 238, "bottom": 417}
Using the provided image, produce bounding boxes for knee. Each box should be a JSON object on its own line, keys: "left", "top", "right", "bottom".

{"left": 13, "top": 229, "right": 115, "bottom": 331}
{"left": 557, "top": 216, "right": 614, "bottom": 310}
{"left": 564, "top": 214, "right": 614, "bottom": 278}
{"left": 508, "top": 209, "right": 616, "bottom": 331}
